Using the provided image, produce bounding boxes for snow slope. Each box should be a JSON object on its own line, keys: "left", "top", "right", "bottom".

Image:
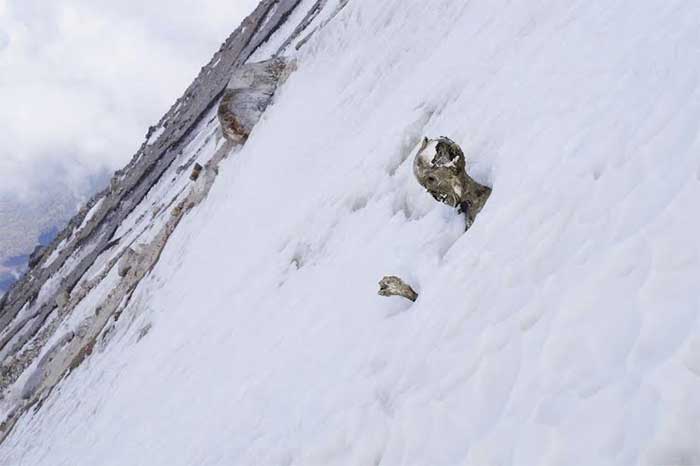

{"left": 3, "top": 0, "right": 700, "bottom": 465}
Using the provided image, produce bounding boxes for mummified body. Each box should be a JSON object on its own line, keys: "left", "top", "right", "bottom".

{"left": 413, "top": 137, "right": 491, "bottom": 228}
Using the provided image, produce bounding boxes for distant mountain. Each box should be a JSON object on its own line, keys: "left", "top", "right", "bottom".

{"left": 0, "top": 171, "right": 108, "bottom": 295}
{"left": 0, "top": 274, "right": 14, "bottom": 296}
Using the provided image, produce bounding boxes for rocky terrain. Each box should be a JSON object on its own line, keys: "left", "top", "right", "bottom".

{"left": 0, "top": 0, "right": 347, "bottom": 443}
{"left": 0, "top": 186, "right": 104, "bottom": 296}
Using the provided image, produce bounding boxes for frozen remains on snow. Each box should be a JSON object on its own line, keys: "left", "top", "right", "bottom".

{"left": 378, "top": 276, "right": 418, "bottom": 302}
{"left": 413, "top": 136, "right": 491, "bottom": 228}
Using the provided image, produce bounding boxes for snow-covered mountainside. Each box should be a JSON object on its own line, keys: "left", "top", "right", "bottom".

{"left": 2, "top": 0, "right": 700, "bottom": 464}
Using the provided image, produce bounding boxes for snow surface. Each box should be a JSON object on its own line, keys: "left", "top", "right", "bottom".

{"left": 3, "top": 0, "right": 700, "bottom": 465}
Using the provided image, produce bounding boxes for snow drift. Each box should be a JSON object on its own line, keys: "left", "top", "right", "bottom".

{"left": 2, "top": 0, "right": 700, "bottom": 465}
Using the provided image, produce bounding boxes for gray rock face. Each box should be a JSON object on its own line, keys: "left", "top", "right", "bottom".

{"left": 117, "top": 248, "right": 139, "bottom": 278}
{"left": 27, "top": 246, "right": 45, "bottom": 269}
{"left": 21, "top": 331, "right": 75, "bottom": 401}
{"left": 218, "top": 57, "right": 288, "bottom": 143}
{"left": 54, "top": 291, "right": 69, "bottom": 308}
{"left": 413, "top": 137, "right": 492, "bottom": 228}
{"left": 378, "top": 276, "right": 418, "bottom": 302}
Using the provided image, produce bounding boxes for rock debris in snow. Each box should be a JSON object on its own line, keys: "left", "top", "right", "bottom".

{"left": 378, "top": 276, "right": 418, "bottom": 302}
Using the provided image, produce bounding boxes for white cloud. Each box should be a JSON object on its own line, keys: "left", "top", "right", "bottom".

{"left": 0, "top": 0, "right": 259, "bottom": 200}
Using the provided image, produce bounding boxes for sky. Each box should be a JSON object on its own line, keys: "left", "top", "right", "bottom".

{"left": 0, "top": 0, "right": 260, "bottom": 201}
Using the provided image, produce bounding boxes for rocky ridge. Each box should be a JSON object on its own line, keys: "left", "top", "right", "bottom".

{"left": 0, "top": 0, "right": 347, "bottom": 442}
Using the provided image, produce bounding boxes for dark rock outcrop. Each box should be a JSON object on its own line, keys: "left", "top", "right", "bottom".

{"left": 117, "top": 248, "right": 139, "bottom": 278}
{"left": 27, "top": 246, "right": 45, "bottom": 269}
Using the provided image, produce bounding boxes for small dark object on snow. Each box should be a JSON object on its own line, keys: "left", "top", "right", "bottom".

{"left": 413, "top": 137, "right": 491, "bottom": 228}
{"left": 190, "top": 163, "right": 203, "bottom": 181}
{"left": 378, "top": 276, "right": 418, "bottom": 302}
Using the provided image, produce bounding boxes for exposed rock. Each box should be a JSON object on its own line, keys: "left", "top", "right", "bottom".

{"left": 118, "top": 248, "right": 139, "bottom": 278}
{"left": 21, "top": 331, "right": 75, "bottom": 400}
{"left": 27, "top": 245, "right": 45, "bottom": 269}
{"left": 0, "top": 0, "right": 348, "bottom": 445}
{"left": 217, "top": 57, "right": 288, "bottom": 143}
{"left": 413, "top": 137, "right": 491, "bottom": 228}
{"left": 109, "top": 177, "right": 120, "bottom": 192}
{"left": 0, "top": 0, "right": 309, "bottom": 364}
{"left": 378, "top": 276, "right": 418, "bottom": 302}
{"left": 291, "top": 0, "right": 349, "bottom": 52}
{"left": 54, "top": 291, "right": 69, "bottom": 308}
{"left": 7, "top": 152, "right": 226, "bottom": 428}
{"left": 0, "top": 0, "right": 302, "bottom": 349}
{"left": 189, "top": 163, "right": 203, "bottom": 181}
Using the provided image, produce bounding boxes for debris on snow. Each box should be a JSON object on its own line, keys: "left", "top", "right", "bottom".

{"left": 189, "top": 163, "right": 203, "bottom": 182}
{"left": 413, "top": 137, "right": 491, "bottom": 228}
{"left": 378, "top": 276, "right": 418, "bottom": 302}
